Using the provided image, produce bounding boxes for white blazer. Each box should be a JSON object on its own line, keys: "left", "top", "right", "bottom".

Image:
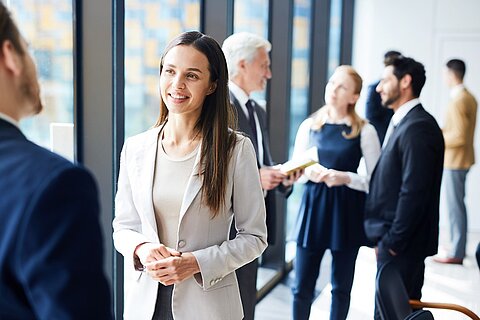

{"left": 113, "top": 127, "right": 267, "bottom": 320}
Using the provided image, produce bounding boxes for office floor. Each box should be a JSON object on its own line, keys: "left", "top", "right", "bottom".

{"left": 256, "top": 230, "right": 480, "bottom": 320}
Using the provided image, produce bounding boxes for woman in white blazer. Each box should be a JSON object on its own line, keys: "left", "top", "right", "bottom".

{"left": 113, "top": 31, "right": 267, "bottom": 320}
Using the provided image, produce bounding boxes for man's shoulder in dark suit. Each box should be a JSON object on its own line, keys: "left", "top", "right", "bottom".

{"left": 0, "top": 121, "right": 112, "bottom": 319}
{"left": 396, "top": 105, "right": 443, "bottom": 144}
{"left": 367, "top": 104, "right": 443, "bottom": 192}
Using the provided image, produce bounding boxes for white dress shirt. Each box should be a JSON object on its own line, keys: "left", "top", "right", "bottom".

{"left": 292, "top": 116, "right": 381, "bottom": 193}
{"left": 229, "top": 81, "right": 265, "bottom": 165}
{"left": 382, "top": 98, "right": 420, "bottom": 148}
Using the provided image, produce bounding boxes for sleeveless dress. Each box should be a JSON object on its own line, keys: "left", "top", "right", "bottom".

{"left": 294, "top": 123, "right": 369, "bottom": 251}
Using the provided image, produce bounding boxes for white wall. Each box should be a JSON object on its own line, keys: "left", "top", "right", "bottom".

{"left": 353, "top": 0, "right": 480, "bottom": 231}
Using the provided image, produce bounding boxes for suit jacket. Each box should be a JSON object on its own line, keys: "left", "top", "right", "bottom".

{"left": 364, "top": 104, "right": 444, "bottom": 259}
{"left": 443, "top": 88, "right": 477, "bottom": 169}
{"left": 230, "top": 92, "right": 291, "bottom": 245}
{"left": 365, "top": 80, "right": 394, "bottom": 145}
{"left": 112, "top": 127, "right": 267, "bottom": 320}
{"left": 0, "top": 118, "right": 112, "bottom": 319}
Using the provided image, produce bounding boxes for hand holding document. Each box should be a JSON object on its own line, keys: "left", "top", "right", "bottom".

{"left": 279, "top": 147, "right": 319, "bottom": 175}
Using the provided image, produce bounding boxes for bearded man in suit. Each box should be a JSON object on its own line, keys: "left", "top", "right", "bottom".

{"left": 364, "top": 56, "right": 444, "bottom": 319}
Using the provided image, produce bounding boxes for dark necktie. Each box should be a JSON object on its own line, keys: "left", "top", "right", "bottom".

{"left": 245, "top": 99, "right": 258, "bottom": 152}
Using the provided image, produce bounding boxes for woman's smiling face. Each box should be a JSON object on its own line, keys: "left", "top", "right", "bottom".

{"left": 160, "top": 44, "right": 216, "bottom": 120}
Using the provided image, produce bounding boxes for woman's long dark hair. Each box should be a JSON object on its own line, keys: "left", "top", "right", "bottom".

{"left": 155, "top": 31, "right": 237, "bottom": 217}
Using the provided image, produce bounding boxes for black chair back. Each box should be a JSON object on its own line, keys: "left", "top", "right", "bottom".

{"left": 476, "top": 242, "right": 480, "bottom": 270}
{"left": 404, "top": 310, "right": 434, "bottom": 320}
{"left": 375, "top": 261, "right": 412, "bottom": 320}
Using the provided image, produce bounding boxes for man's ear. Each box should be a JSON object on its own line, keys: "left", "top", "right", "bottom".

{"left": 238, "top": 59, "right": 247, "bottom": 72}
{"left": 400, "top": 74, "right": 412, "bottom": 90}
{"left": 1, "top": 40, "right": 23, "bottom": 76}
{"left": 207, "top": 81, "right": 217, "bottom": 95}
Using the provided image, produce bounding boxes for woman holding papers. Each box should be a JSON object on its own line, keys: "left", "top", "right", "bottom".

{"left": 291, "top": 65, "right": 381, "bottom": 320}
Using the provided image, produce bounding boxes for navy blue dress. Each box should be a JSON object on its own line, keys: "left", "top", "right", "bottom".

{"left": 294, "top": 123, "right": 369, "bottom": 251}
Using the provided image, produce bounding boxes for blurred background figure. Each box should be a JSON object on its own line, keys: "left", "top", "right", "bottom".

{"left": 364, "top": 56, "right": 444, "bottom": 319}
{"left": 291, "top": 65, "right": 380, "bottom": 320}
{"left": 434, "top": 59, "right": 477, "bottom": 265}
{"left": 222, "top": 32, "right": 302, "bottom": 320}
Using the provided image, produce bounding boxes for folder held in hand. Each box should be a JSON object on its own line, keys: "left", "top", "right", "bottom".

{"left": 279, "top": 147, "right": 318, "bottom": 175}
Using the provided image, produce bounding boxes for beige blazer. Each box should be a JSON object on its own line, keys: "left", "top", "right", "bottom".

{"left": 113, "top": 127, "right": 267, "bottom": 320}
{"left": 443, "top": 88, "right": 477, "bottom": 169}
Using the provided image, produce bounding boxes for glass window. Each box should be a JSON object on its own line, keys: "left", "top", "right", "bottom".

{"left": 233, "top": 0, "right": 269, "bottom": 39}
{"left": 8, "top": 0, "right": 74, "bottom": 159}
{"left": 328, "top": 0, "right": 342, "bottom": 77}
{"left": 124, "top": 0, "right": 201, "bottom": 138}
{"left": 286, "top": 0, "right": 312, "bottom": 261}
{"left": 233, "top": 0, "right": 269, "bottom": 104}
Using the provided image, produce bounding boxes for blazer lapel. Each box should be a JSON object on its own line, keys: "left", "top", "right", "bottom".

{"left": 373, "top": 104, "right": 422, "bottom": 178}
{"left": 179, "top": 143, "right": 203, "bottom": 222}
{"left": 134, "top": 126, "right": 162, "bottom": 234}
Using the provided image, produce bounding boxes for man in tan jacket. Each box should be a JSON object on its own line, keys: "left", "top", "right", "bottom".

{"left": 434, "top": 59, "right": 477, "bottom": 264}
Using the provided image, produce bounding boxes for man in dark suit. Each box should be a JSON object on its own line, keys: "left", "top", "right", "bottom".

{"left": 222, "top": 32, "right": 301, "bottom": 320}
{"left": 364, "top": 56, "right": 444, "bottom": 319}
{"left": 0, "top": 4, "right": 112, "bottom": 319}
{"left": 365, "top": 50, "right": 401, "bottom": 144}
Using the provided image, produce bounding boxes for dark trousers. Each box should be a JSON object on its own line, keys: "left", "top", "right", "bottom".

{"left": 292, "top": 246, "right": 359, "bottom": 320}
{"left": 236, "top": 258, "right": 258, "bottom": 320}
{"left": 152, "top": 283, "right": 174, "bottom": 320}
{"left": 374, "top": 254, "right": 425, "bottom": 320}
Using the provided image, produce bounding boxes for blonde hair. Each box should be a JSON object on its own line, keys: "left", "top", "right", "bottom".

{"left": 311, "top": 65, "right": 365, "bottom": 139}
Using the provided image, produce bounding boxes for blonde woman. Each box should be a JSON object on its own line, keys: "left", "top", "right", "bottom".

{"left": 291, "top": 65, "right": 380, "bottom": 320}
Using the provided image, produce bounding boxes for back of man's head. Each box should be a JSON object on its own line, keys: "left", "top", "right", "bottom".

{"left": 446, "top": 59, "right": 466, "bottom": 82}
{"left": 222, "top": 32, "right": 271, "bottom": 78}
{"left": 383, "top": 50, "right": 402, "bottom": 66}
{"left": 386, "top": 55, "right": 426, "bottom": 98}
{"left": 0, "top": 3, "right": 25, "bottom": 55}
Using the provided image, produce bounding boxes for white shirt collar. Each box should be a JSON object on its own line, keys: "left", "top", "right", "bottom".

{"left": 0, "top": 112, "right": 20, "bottom": 128}
{"left": 228, "top": 81, "right": 265, "bottom": 166}
{"left": 450, "top": 84, "right": 465, "bottom": 98}
{"left": 229, "top": 81, "right": 250, "bottom": 108}
{"left": 391, "top": 98, "right": 420, "bottom": 127}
